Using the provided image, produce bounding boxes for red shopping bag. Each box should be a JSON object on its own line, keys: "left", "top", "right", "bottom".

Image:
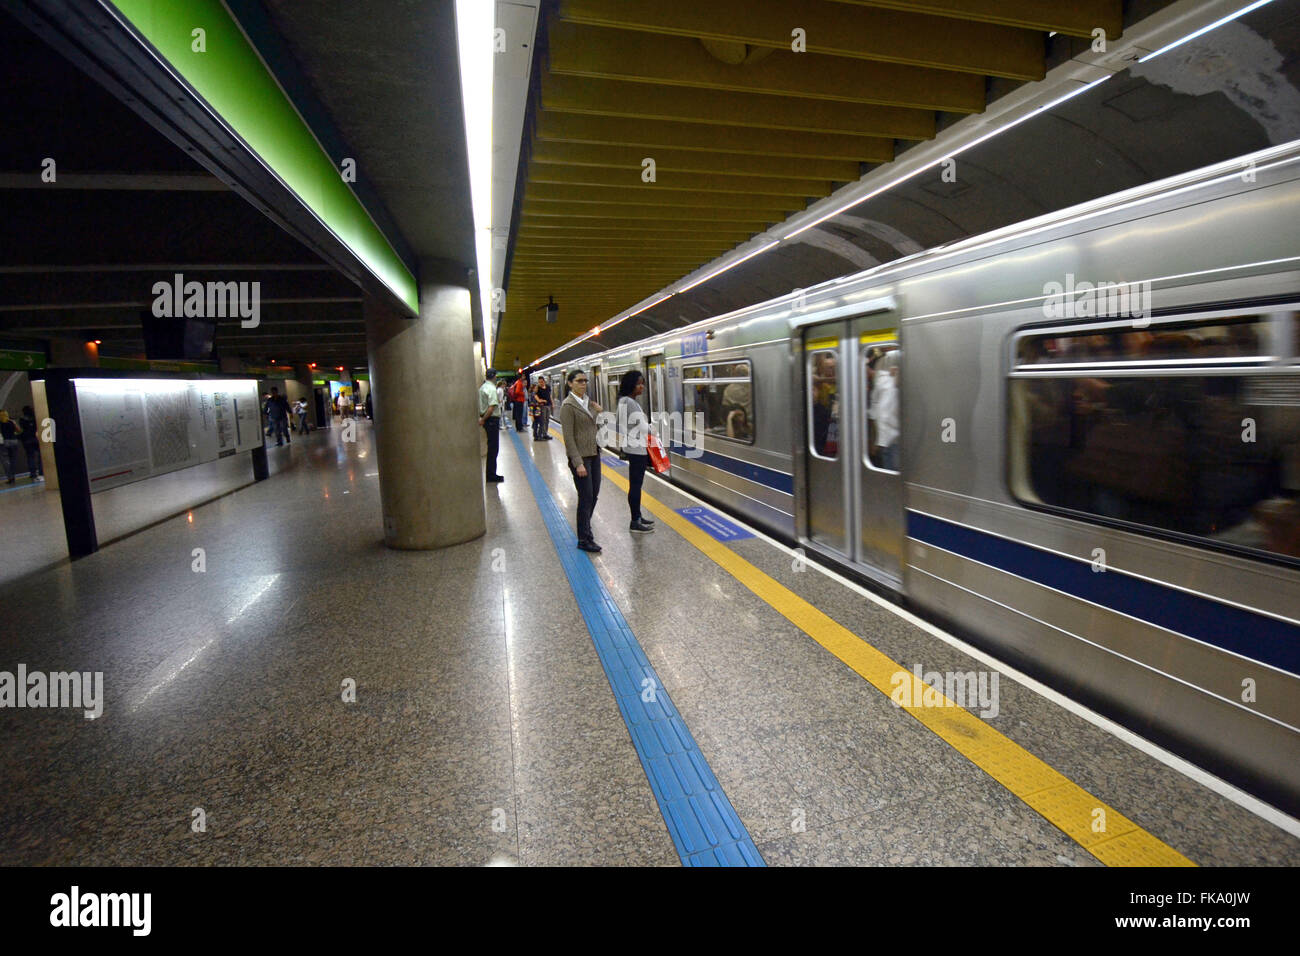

{"left": 647, "top": 433, "right": 670, "bottom": 474}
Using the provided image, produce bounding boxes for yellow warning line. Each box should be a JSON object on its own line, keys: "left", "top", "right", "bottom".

{"left": 598, "top": 461, "right": 1195, "bottom": 867}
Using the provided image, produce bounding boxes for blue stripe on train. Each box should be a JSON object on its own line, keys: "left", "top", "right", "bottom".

{"left": 666, "top": 443, "right": 794, "bottom": 495}
{"left": 907, "top": 510, "right": 1300, "bottom": 678}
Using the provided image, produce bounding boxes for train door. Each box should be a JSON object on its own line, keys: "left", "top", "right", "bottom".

{"left": 644, "top": 354, "right": 665, "bottom": 421}
{"left": 803, "top": 321, "right": 851, "bottom": 555}
{"left": 856, "top": 322, "right": 904, "bottom": 583}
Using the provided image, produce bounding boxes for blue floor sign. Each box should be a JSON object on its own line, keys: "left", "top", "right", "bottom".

{"left": 675, "top": 507, "right": 753, "bottom": 542}
{"left": 601, "top": 455, "right": 627, "bottom": 469}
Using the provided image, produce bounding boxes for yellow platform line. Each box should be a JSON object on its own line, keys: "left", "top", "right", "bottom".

{"left": 595, "top": 460, "right": 1194, "bottom": 867}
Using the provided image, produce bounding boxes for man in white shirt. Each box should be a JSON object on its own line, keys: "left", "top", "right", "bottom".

{"left": 478, "top": 368, "right": 503, "bottom": 482}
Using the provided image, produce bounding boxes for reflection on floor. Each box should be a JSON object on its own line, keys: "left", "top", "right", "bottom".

{"left": 0, "top": 421, "right": 1296, "bottom": 866}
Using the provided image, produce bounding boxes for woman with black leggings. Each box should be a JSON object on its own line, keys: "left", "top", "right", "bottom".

{"left": 618, "top": 370, "right": 656, "bottom": 535}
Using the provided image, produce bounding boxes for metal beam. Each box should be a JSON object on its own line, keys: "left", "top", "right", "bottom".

{"left": 516, "top": 235, "right": 737, "bottom": 249}
{"left": 557, "top": 0, "right": 1045, "bottom": 80}
{"left": 0, "top": 172, "right": 228, "bottom": 190}
{"left": 826, "top": 0, "right": 1122, "bottom": 39}
{"left": 527, "top": 160, "right": 832, "bottom": 197}
{"left": 521, "top": 202, "right": 782, "bottom": 224}
{"left": 517, "top": 221, "right": 760, "bottom": 238}
{"left": 525, "top": 182, "right": 803, "bottom": 212}
{"left": 541, "top": 74, "right": 935, "bottom": 140}
{"left": 531, "top": 141, "right": 863, "bottom": 181}
{"left": 537, "top": 111, "right": 893, "bottom": 162}
{"left": 547, "top": 20, "right": 987, "bottom": 113}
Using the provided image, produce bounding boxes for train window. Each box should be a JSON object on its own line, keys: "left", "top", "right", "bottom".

{"left": 865, "top": 344, "right": 901, "bottom": 473}
{"left": 1015, "top": 314, "right": 1270, "bottom": 368}
{"left": 1010, "top": 315, "right": 1300, "bottom": 562}
{"left": 808, "top": 348, "right": 839, "bottom": 459}
{"left": 682, "top": 361, "right": 755, "bottom": 444}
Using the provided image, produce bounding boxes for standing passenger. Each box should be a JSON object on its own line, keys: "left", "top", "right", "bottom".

{"left": 18, "top": 405, "right": 42, "bottom": 481}
{"left": 510, "top": 375, "right": 527, "bottom": 432}
{"left": 479, "top": 367, "right": 503, "bottom": 483}
{"left": 497, "top": 380, "right": 507, "bottom": 431}
{"left": 0, "top": 411, "right": 18, "bottom": 484}
{"left": 618, "top": 370, "right": 655, "bottom": 534}
{"left": 869, "top": 351, "right": 900, "bottom": 471}
{"left": 559, "top": 369, "right": 603, "bottom": 552}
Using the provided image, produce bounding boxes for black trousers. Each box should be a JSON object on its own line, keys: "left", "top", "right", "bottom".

{"left": 22, "top": 443, "right": 41, "bottom": 478}
{"left": 513, "top": 401, "right": 526, "bottom": 431}
{"left": 483, "top": 417, "right": 500, "bottom": 477}
{"left": 626, "top": 452, "right": 649, "bottom": 522}
{"left": 569, "top": 455, "right": 601, "bottom": 544}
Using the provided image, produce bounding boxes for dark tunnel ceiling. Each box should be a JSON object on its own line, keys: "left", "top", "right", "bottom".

{"left": 0, "top": 6, "right": 365, "bottom": 369}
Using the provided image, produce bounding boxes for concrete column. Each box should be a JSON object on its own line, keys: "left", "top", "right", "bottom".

{"left": 365, "top": 260, "right": 485, "bottom": 549}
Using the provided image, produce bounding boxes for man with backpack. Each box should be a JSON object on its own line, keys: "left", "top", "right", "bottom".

{"left": 509, "top": 375, "right": 527, "bottom": 432}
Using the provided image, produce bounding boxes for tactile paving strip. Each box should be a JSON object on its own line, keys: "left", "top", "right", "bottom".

{"left": 507, "top": 430, "right": 764, "bottom": 867}
{"left": 597, "top": 462, "right": 1195, "bottom": 868}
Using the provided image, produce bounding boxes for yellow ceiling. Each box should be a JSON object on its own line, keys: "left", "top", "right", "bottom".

{"left": 497, "top": 0, "right": 1123, "bottom": 367}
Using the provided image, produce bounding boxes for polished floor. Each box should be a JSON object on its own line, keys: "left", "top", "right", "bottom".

{"left": 0, "top": 422, "right": 1297, "bottom": 865}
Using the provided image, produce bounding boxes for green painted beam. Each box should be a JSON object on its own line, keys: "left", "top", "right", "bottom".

{"left": 107, "top": 0, "right": 419, "bottom": 314}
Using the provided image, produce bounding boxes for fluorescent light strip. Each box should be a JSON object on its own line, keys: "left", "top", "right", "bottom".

{"left": 455, "top": 0, "right": 494, "bottom": 365}
{"left": 602, "top": 292, "right": 675, "bottom": 332}
{"left": 1140, "top": 0, "right": 1276, "bottom": 61}
{"left": 784, "top": 75, "right": 1111, "bottom": 242}
{"left": 676, "top": 241, "right": 779, "bottom": 294}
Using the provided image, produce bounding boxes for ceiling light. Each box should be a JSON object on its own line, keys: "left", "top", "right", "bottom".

{"left": 1140, "top": 0, "right": 1276, "bottom": 61}
{"left": 455, "top": 0, "right": 495, "bottom": 368}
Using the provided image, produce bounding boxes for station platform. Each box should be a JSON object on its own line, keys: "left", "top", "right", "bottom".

{"left": 2, "top": 422, "right": 1298, "bottom": 867}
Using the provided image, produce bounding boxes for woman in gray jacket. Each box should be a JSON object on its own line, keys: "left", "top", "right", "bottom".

{"left": 618, "top": 370, "right": 655, "bottom": 534}
{"left": 559, "top": 369, "right": 604, "bottom": 553}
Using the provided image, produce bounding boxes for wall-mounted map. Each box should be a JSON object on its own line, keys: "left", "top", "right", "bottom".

{"left": 74, "top": 378, "right": 262, "bottom": 492}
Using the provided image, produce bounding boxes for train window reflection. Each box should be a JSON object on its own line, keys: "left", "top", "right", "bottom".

{"left": 1010, "top": 373, "right": 1300, "bottom": 561}
{"left": 866, "top": 345, "right": 901, "bottom": 472}
{"left": 1016, "top": 314, "right": 1270, "bottom": 367}
{"left": 682, "top": 361, "right": 755, "bottom": 444}
{"left": 809, "top": 349, "right": 839, "bottom": 459}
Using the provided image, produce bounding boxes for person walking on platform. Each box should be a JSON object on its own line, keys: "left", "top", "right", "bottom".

{"left": 497, "top": 380, "right": 507, "bottom": 431}
{"left": 533, "top": 377, "right": 553, "bottom": 440}
{"left": 559, "top": 369, "right": 603, "bottom": 552}
{"left": 0, "top": 410, "right": 19, "bottom": 484}
{"left": 18, "top": 406, "right": 42, "bottom": 481}
{"left": 266, "top": 387, "right": 291, "bottom": 446}
{"left": 618, "top": 371, "right": 656, "bottom": 534}
{"left": 479, "top": 367, "right": 504, "bottom": 483}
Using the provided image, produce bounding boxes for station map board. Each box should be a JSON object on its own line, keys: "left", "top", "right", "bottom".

{"left": 73, "top": 378, "right": 263, "bottom": 492}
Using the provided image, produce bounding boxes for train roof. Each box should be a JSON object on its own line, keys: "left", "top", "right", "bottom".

{"left": 539, "top": 138, "right": 1300, "bottom": 373}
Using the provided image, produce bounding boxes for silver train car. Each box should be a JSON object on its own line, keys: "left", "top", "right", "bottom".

{"left": 536, "top": 142, "right": 1300, "bottom": 814}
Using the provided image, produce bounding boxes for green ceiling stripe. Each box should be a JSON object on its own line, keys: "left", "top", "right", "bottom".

{"left": 107, "top": 0, "right": 419, "bottom": 314}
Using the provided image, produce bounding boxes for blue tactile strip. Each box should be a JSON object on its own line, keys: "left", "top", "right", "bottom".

{"left": 506, "top": 430, "right": 764, "bottom": 867}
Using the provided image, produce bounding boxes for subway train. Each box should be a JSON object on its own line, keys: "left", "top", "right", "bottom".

{"left": 534, "top": 141, "right": 1300, "bottom": 815}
